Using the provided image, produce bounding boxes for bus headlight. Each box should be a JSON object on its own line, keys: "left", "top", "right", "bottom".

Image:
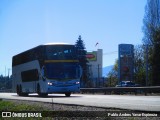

{"left": 48, "top": 82, "right": 53, "bottom": 86}
{"left": 75, "top": 82, "right": 80, "bottom": 84}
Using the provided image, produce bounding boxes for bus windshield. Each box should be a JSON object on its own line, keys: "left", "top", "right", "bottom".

{"left": 45, "top": 45, "right": 77, "bottom": 60}
{"left": 45, "top": 63, "right": 81, "bottom": 80}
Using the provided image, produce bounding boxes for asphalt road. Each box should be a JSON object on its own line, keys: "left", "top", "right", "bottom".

{"left": 0, "top": 93, "right": 160, "bottom": 112}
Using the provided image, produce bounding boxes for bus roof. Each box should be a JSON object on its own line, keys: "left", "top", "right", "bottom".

{"left": 13, "top": 43, "right": 74, "bottom": 58}
{"left": 44, "top": 42, "right": 72, "bottom": 45}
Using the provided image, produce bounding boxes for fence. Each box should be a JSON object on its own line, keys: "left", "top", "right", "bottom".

{"left": 0, "top": 89, "right": 12, "bottom": 93}
{"left": 80, "top": 86, "right": 160, "bottom": 95}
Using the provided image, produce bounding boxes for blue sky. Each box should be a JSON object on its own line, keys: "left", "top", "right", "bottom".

{"left": 0, "top": 0, "right": 146, "bottom": 75}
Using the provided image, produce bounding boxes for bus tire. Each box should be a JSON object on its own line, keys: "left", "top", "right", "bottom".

{"left": 19, "top": 85, "right": 28, "bottom": 96}
{"left": 37, "top": 84, "right": 41, "bottom": 95}
{"left": 16, "top": 85, "right": 20, "bottom": 96}
{"left": 19, "top": 85, "right": 22, "bottom": 96}
{"left": 65, "top": 92, "right": 71, "bottom": 97}
{"left": 37, "top": 84, "right": 48, "bottom": 97}
{"left": 40, "top": 93, "right": 48, "bottom": 97}
{"left": 22, "top": 93, "right": 28, "bottom": 96}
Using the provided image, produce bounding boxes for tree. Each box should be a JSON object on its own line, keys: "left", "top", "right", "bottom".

{"left": 75, "top": 35, "right": 88, "bottom": 87}
{"left": 134, "top": 45, "right": 146, "bottom": 86}
{"left": 0, "top": 74, "right": 12, "bottom": 89}
{"left": 107, "top": 59, "right": 118, "bottom": 87}
{"left": 143, "top": 0, "right": 160, "bottom": 44}
{"left": 143, "top": 0, "right": 160, "bottom": 85}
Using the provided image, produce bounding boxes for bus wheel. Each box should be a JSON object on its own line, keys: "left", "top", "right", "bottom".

{"left": 19, "top": 85, "right": 22, "bottom": 96}
{"left": 16, "top": 85, "right": 20, "bottom": 96}
{"left": 37, "top": 84, "right": 48, "bottom": 97}
{"left": 19, "top": 85, "right": 28, "bottom": 96}
{"left": 37, "top": 84, "right": 41, "bottom": 95}
{"left": 40, "top": 93, "right": 48, "bottom": 97}
{"left": 65, "top": 92, "right": 71, "bottom": 97}
{"left": 23, "top": 93, "right": 28, "bottom": 96}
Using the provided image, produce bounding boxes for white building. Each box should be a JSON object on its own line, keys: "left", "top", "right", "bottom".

{"left": 86, "top": 49, "right": 103, "bottom": 87}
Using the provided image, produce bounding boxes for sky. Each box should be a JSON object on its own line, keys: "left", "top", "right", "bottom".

{"left": 0, "top": 0, "right": 146, "bottom": 76}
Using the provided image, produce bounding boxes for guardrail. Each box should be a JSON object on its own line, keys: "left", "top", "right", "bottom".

{"left": 0, "top": 89, "right": 12, "bottom": 93}
{"left": 80, "top": 86, "right": 160, "bottom": 95}
{"left": 0, "top": 87, "right": 160, "bottom": 95}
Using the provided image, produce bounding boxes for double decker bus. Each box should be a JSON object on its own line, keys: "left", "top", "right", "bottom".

{"left": 12, "top": 43, "right": 82, "bottom": 97}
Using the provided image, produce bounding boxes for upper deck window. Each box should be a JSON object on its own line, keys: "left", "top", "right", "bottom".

{"left": 45, "top": 45, "right": 77, "bottom": 60}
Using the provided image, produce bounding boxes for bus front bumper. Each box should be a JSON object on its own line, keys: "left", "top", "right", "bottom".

{"left": 47, "top": 84, "right": 80, "bottom": 93}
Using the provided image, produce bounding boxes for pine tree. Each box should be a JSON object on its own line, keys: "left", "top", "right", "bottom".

{"left": 75, "top": 35, "right": 88, "bottom": 87}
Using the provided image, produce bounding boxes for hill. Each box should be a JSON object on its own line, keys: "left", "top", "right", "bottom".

{"left": 102, "top": 65, "right": 113, "bottom": 77}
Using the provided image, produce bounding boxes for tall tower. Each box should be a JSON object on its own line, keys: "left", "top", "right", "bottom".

{"left": 118, "top": 44, "right": 134, "bottom": 83}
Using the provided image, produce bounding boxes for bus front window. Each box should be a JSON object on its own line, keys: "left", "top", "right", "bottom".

{"left": 45, "top": 63, "right": 80, "bottom": 80}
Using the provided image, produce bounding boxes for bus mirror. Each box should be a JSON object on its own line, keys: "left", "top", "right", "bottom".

{"left": 42, "top": 76, "right": 46, "bottom": 81}
{"left": 41, "top": 66, "right": 46, "bottom": 81}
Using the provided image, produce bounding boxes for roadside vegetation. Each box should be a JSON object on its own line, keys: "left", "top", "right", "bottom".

{"left": 0, "top": 99, "right": 49, "bottom": 120}
{"left": 0, "top": 99, "right": 47, "bottom": 111}
{"left": 0, "top": 99, "right": 158, "bottom": 120}
{"left": 107, "top": 0, "right": 160, "bottom": 87}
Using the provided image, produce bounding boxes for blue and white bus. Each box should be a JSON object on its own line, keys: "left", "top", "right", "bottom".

{"left": 12, "top": 43, "right": 82, "bottom": 97}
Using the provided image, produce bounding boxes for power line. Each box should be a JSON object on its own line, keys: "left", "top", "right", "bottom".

{"left": 103, "top": 51, "right": 118, "bottom": 55}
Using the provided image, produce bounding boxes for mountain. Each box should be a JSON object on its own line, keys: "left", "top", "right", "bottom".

{"left": 102, "top": 65, "right": 113, "bottom": 77}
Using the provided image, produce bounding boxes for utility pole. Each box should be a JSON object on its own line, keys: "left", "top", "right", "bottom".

{"left": 97, "top": 64, "right": 100, "bottom": 87}
{"left": 8, "top": 68, "right": 11, "bottom": 79}
{"left": 5, "top": 66, "right": 6, "bottom": 77}
{"left": 5, "top": 66, "right": 6, "bottom": 89}
{"left": 8, "top": 69, "right": 10, "bottom": 76}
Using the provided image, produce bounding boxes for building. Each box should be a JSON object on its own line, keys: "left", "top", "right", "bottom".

{"left": 118, "top": 44, "right": 134, "bottom": 83}
{"left": 86, "top": 49, "right": 103, "bottom": 87}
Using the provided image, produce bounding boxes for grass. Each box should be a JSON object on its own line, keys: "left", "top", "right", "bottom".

{"left": 0, "top": 100, "right": 51, "bottom": 120}
{"left": 0, "top": 100, "right": 158, "bottom": 120}
{"left": 0, "top": 100, "right": 47, "bottom": 111}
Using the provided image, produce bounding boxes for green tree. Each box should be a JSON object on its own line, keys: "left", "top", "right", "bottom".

{"left": 75, "top": 35, "right": 88, "bottom": 87}
{"left": 107, "top": 59, "right": 118, "bottom": 87}
{"left": 143, "top": 0, "right": 160, "bottom": 85}
{"left": 134, "top": 45, "right": 146, "bottom": 86}
{"left": 0, "top": 75, "right": 12, "bottom": 89}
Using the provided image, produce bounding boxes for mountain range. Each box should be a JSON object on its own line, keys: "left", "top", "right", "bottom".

{"left": 102, "top": 65, "right": 113, "bottom": 77}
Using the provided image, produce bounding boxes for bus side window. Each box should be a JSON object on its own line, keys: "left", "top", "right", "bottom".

{"left": 21, "top": 69, "right": 39, "bottom": 82}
